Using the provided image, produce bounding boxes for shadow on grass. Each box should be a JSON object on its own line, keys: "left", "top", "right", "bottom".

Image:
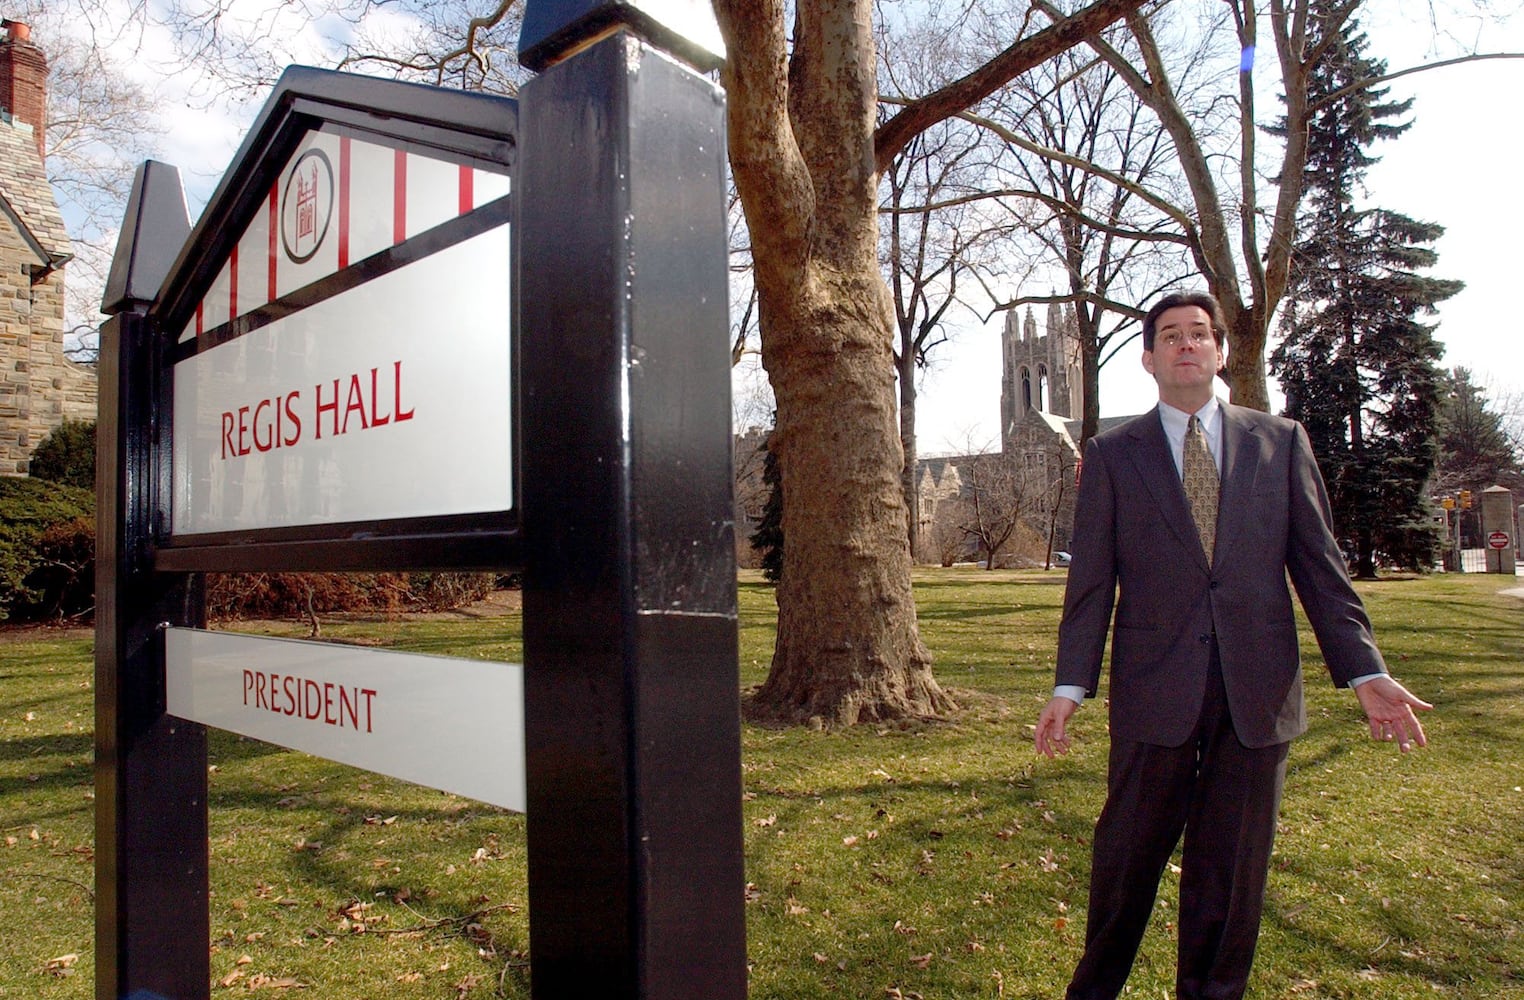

{"left": 204, "top": 767, "right": 533, "bottom": 994}
{"left": 0, "top": 731, "right": 91, "bottom": 763}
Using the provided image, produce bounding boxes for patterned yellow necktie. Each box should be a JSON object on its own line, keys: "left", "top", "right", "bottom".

{"left": 1183, "top": 415, "right": 1219, "bottom": 560}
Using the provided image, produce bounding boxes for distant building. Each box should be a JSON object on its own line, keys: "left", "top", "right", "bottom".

{"left": 916, "top": 302, "right": 1135, "bottom": 563}
{"left": 0, "top": 21, "right": 95, "bottom": 475}
{"left": 1002, "top": 300, "right": 1082, "bottom": 436}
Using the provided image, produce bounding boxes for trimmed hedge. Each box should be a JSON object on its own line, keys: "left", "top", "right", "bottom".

{"left": 1, "top": 475, "right": 498, "bottom": 624}
{"left": 206, "top": 571, "right": 497, "bottom": 622}
{"left": 0, "top": 476, "right": 95, "bottom": 622}
{"left": 29, "top": 418, "right": 96, "bottom": 489}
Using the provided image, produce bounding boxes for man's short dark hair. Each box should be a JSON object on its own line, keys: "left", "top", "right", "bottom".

{"left": 1142, "top": 291, "right": 1227, "bottom": 351}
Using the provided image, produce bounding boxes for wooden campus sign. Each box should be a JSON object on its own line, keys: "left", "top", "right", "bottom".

{"left": 95, "top": 4, "right": 746, "bottom": 998}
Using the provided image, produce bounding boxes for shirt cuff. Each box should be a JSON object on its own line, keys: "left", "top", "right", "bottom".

{"left": 1053, "top": 684, "right": 1087, "bottom": 705}
{"left": 1347, "top": 672, "right": 1384, "bottom": 689}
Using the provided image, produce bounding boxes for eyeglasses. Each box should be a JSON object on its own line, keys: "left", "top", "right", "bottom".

{"left": 1156, "top": 328, "right": 1215, "bottom": 349}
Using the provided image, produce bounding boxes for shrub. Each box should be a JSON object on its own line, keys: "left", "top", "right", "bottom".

{"left": 0, "top": 477, "right": 95, "bottom": 622}
{"left": 29, "top": 419, "right": 97, "bottom": 490}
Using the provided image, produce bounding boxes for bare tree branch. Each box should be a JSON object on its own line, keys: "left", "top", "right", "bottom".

{"left": 1309, "top": 51, "right": 1524, "bottom": 114}
{"left": 873, "top": 0, "right": 1149, "bottom": 173}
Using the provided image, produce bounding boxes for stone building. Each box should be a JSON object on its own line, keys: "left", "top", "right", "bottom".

{"left": 915, "top": 302, "right": 1135, "bottom": 564}
{"left": 0, "top": 21, "right": 94, "bottom": 476}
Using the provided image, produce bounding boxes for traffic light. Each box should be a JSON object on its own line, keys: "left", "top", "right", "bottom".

{"left": 1441, "top": 497, "right": 1455, "bottom": 510}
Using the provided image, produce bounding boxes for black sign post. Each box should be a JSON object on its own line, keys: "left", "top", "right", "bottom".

{"left": 94, "top": 1, "right": 745, "bottom": 996}
{"left": 516, "top": 4, "right": 745, "bottom": 999}
{"left": 96, "top": 161, "right": 208, "bottom": 1000}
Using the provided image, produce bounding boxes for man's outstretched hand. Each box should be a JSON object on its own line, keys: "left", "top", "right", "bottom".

{"left": 1355, "top": 675, "right": 1433, "bottom": 752}
{"left": 1035, "top": 695, "right": 1080, "bottom": 758}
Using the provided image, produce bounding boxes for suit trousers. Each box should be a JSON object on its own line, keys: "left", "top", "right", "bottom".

{"left": 1066, "top": 644, "right": 1291, "bottom": 1000}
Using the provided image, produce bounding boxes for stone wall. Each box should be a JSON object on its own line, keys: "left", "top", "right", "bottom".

{"left": 0, "top": 225, "right": 95, "bottom": 475}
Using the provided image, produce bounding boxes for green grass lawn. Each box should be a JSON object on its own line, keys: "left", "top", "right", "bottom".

{"left": 2, "top": 568, "right": 1521, "bottom": 998}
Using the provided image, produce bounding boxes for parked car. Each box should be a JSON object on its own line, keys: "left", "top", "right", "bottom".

{"left": 1053, "top": 551, "right": 1072, "bottom": 567}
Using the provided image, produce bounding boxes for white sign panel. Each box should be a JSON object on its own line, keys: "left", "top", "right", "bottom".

{"left": 165, "top": 628, "right": 525, "bottom": 812}
{"left": 171, "top": 223, "right": 512, "bottom": 534}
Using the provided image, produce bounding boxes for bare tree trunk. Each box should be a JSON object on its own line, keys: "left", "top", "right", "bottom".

{"left": 752, "top": 268, "right": 953, "bottom": 725}
{"left": 716, "top": 0, "right": 1142, "bottom": 725}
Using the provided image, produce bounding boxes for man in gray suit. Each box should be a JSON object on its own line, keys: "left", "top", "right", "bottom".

{"left": 1034, "top": 291, "right": 1432, "bottom": 1000}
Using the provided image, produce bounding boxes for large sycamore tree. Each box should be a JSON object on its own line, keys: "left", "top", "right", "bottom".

{"left": 711, "top": 0, "right": 1146, "bottom": 725}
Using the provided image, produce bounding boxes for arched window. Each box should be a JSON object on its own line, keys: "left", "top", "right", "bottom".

{"left": 1037, "top": 363, "right": 1050, "bottom": 412}
{"left": 1019, "top": 366, "right": 1032, "bottom": 412}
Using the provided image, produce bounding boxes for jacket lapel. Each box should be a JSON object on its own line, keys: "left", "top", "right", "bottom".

{"left": 1125, "top": 407, "right": 1206, "bottom": 566}
{"left": 1213, "top": 404, "right": 1262, "bottom": 567}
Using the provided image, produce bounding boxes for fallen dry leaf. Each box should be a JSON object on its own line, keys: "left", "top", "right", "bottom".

{"left": 909, "top": 952, "right": 934, "bottom": 969}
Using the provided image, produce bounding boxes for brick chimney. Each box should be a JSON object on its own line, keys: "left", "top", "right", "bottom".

{"left": 0, "top": 20, "right": 47, "bottom": 161}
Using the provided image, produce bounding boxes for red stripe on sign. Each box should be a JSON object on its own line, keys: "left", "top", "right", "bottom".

{"left": 229, "top": 244, "right": 238, "bottom": 321}
{"left": 268, "top": 183, "right": 278, "bottom": 300}
{"left": 460, "top": 165, "right": 473, "bottom": 215}
{"left": 394, "top": 148, "right": 407, "bottom": 244}
{"left": 339, "top": 136, "right": 351, "bottom": 269}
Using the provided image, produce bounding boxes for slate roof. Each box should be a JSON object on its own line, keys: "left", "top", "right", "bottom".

{"left": 1062, "top": 412, "right": 1142, "bottom": 442}
{"left": 0, "top": 115, "right": 71, "bottom": 270}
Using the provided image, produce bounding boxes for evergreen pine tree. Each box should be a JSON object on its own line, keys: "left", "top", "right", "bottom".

{"left": 1438, "top": 367, "right": 1524, "bottom": 495}
{"left": 749, "top": 430, "right": 784, "bottom": 583}
{"left": 1270, "top": 6, "right": 1462, "bottom": 577}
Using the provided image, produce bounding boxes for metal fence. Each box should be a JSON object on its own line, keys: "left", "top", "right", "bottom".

{"left": 1458, "top": 548, "right": 1490, "bottom": 573}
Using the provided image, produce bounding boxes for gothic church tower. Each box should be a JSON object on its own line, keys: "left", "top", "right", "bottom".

{"left": 999, "top": 300, "right": 1082, "bottom": 454}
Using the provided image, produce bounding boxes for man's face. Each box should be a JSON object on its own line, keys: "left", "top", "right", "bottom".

{"left": 1142, "top": 304, "right": 1223, "bottom": 406}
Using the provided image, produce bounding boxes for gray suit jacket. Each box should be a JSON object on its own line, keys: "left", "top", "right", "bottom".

{"left": 1055, "top": 403, "right": 1387, "bottom": 749}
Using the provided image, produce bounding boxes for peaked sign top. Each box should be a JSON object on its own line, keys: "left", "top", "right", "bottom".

{"left": 150, "top": 66, "right": 517, "bottom": 338}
